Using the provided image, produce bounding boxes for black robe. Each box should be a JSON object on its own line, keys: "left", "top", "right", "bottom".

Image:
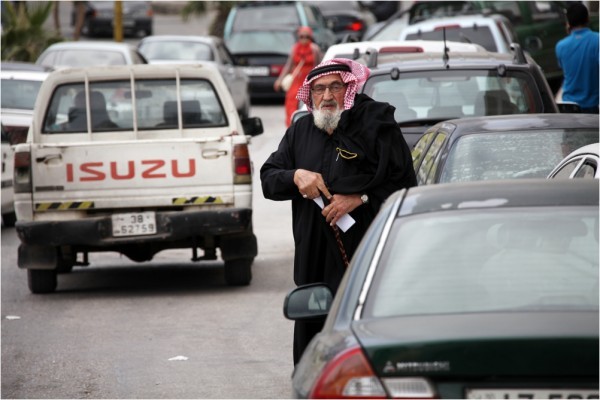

{"left": 261, "top": 93, "right": 417, "bottom": 292}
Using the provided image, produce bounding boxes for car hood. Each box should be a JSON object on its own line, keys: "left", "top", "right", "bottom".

{"left": 353, "top": 312, "right": 598, "bottom": 377}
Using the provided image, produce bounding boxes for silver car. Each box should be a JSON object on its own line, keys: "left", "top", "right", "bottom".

{"left": 137, "top": 35, "right": 251, "bottom": 119}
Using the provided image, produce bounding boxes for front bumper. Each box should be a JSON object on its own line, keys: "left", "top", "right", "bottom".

{"left": 16, "top": 208, "right": 254, "bottom": 248}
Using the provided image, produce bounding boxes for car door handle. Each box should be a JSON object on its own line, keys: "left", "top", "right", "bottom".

{"left": 202, "top": 149, "right": 228, "bottom": 159}
{"left": 35, "top": 154, "right": 62, "bottom": 163}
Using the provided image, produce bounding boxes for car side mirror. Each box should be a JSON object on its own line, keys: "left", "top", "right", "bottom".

{"left": 241, "top": 117, "right": 263, "bottom": 136}
{"left": 283, "top": 283, "right": 333, "bottom": 321}
{"left": 557, "top": 101, "right": 582, "bottom": 113}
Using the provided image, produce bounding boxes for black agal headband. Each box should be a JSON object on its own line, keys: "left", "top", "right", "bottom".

{"left": 306, "top": 64, "right": 351, "bottom": 82}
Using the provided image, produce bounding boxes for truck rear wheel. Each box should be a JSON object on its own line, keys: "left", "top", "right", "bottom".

{"left": 27, "top": 270, "right": 57, "bottom": 294}
{"left": 224, "top": 258, "right": 252, "bottom": 286}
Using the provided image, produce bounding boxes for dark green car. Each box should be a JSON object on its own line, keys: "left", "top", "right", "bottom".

{"left": 285, "top": 179, "right": 599, "bottom": 399}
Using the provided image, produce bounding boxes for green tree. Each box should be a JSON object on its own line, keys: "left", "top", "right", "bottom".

{"left": 181, "top": 1, "right": 237, "bottom": 37}
{"left": 1, "top": 1, "right": 63, "bottom": 62}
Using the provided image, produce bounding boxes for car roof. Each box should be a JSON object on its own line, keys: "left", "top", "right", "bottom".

{"left": 363, "top": 44, "right": 532, "bottom": 70}
{"left": 402, "top": 13, "right": 509, "bottom": 30}
{"left": 138, "top": 35, "right": 220, "bottom": 44}
{"left": 41, "top": 41, "right": 137, "bottom": 51}
{"left": 437, "top": 114, "right": 599, "bottom": 136}
{"left": 560, "top": 142, "right": 600, "bottom": 159}
{"left": 323, "top": 39, "right": 486, "bottom": 61}
{"left": 397, "top": 179, "right": 599, "bottom": 217}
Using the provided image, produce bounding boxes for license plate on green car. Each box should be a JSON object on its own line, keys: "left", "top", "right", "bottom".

{"left": 466, "top": 388, "right": 599, "bottom": 399}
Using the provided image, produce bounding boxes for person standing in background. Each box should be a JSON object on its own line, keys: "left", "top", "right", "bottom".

{"left": 555, "top": 2, "right": 599, "bottom": 113}
{"left": 273, "top": 26, "right": 322, "bottom": 127}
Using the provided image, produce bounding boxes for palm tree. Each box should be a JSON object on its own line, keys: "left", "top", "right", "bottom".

{"left": 1, "top": 1, "right": 63, "bottom": 62}
{"left": 181, "top": 1, "right": 237, "bottom": 37}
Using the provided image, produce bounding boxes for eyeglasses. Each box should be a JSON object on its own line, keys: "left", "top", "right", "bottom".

{"left": 311, "top": 82, "right": 347, "bottom": 95}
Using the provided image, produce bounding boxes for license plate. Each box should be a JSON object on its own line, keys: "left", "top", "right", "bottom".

{"left": 112, "top": 212, "right": 156, "bottom": 237}
{"left": 466, "top": 388, "right": 599, "bottom": 399}
{"left": 241, "top": 66, "right": 269, "bottom": 76}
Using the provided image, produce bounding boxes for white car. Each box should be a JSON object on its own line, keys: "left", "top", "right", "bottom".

{"left": 13, "top": 63, "right": 263, "bottom": 293}
{"left": 548, "top": 143, "right": 599, "bottom": 179}
{"left": 137, "top": 35, "right": 251, "bottom": 118}
{"left": 322, "top": 39, "right": 486, "bottom": 61}
{"left": 36, "top": 41, "right": 147, "bottom": 69}
{"left": 386, "top": 14, "right": 518, "bottom": 54}
{"left": 1, "top": 62, "right": 52, "bottom": 145}
{"left": 1, "top": 125, "right": 15, "bottom": 226}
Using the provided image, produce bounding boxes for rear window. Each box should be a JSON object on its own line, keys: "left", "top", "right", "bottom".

{"left": 42, "top": 78, "right": 227, "bottom": 134}
{"left": 226, "top": 31, "right": 295, "bottom": 54}
{"left": 231, "top": 5, "right": 300, "bottom": 31}
{"left": 365, "top": 207, "right": 599, "bottom": 317}
{"left": 405, "top": 26, "right": 497, "bottom": 52}
{"left": 440, "top": 129, "right": 600, "bottom": 182}
{"left": 43, "top": 49, "right": 127, "bottom": 67}
{"left": 363, "top": 69, "right": 542, "bottom": 122}
{"left": 138, "top": 41, "right": 214, "bottom": 62}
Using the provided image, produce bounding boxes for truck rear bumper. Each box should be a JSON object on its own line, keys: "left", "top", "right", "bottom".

{"left": 16, "top": 208, "right": 255, "bottom": 248}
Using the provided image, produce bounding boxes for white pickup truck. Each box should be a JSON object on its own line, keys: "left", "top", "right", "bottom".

{"left": 13, "top": 63, "right": 263, "bottom": 293}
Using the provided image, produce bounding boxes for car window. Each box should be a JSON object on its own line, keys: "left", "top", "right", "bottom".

{"left": 439, "top": 130, "right": 600, "bottom": 182}
{"left": 404, "top": 25, "right": 498, "bottom": 52}
{"left": 417, "top": 131, "right": 447, "bottom": 185}
{"left": 363, "top": 69, "right": 541, "bottom": 121}
{"left": 226, "top": 31, "right": 295, "bottom": 54}
{"left": 529, "top": 1, "right": 563, "bottom": 22}
{"left": 138, "top": 41, "right": 213, "bottom": 62}
{"left": 231, "top": 5, "right": 300, "bottom": 31}
{"left": 369, "top": 19, "right": 407, "bottom": 41}
{"left": 409, "top": 1, "right": 474, "bottom": 23}
{"left": 365, "top": 207, "right": 599, "bottom": 317}
{"left": 574, "top": 160, "right": 598, "bottom": 178}
{"left": 553, "top": 158, "right": 581, "bottom": 178}
{"left": 411, "top": 129, "right": 437, "bottom": 170}
{"left": 1, "top": 79, "right": 43, "bottom": 110}
{"left": 57, "top": 50, "right": 127, "bottom": 67}
{"left": 42, "top": 79, "right": 226, "bottom": 134}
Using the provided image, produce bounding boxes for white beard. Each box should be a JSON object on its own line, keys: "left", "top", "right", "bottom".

{"left": 313, "top": 101, "right": 342, "bottom": 132}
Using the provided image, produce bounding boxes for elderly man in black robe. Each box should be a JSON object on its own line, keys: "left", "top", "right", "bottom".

{"left": 260, "top": 58, "right": 417, "bottom": 364}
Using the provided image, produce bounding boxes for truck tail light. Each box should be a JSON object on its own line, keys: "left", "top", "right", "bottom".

{"left": 309, "top": 346, "right": 387, "bottom": 399}
{"left": 233, "top": 144, "right": 252, "bottom": 184}
{"left": 14, "top": 151, "right": 32, "bottom": 193}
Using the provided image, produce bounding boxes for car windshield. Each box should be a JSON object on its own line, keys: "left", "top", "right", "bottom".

{"left": 42, "top": 79, "right": 227, "bottom": 134}
{"left": 363, "top": 69, "right": 541, "bottom": 122}
{"left": 441, "top": 129, "right": 600, "bottom": 182}
{"left": 1, "top": 79, "right": 43, "bottom": 110}
{"left": 226, "top": 31, "right": 295, "bottom": 54}
{"left": 138, "top": 41, "right": 213, "bottom": 61}
{"left": 365, "top": 207, "right": 599, "bottom": 317}
{"left": 405, "top": 26, "right": 497, "bottom": 52}
{"left": 42, "top": 49, "right": 127, "bottom": 67}
{"left": 231, "top": 5, "right": 300, "bottom": 31}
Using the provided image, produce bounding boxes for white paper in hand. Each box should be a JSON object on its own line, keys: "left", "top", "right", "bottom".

{"left": 313, "top": 197, "right": 355, "bottom": 232}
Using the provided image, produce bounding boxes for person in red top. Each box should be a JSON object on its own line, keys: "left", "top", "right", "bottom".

{"left": 274, "top": 26, "right": 323, "bottom": 127}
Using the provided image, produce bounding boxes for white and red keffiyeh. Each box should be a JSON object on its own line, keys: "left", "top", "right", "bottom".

{"left": 296, "top": 58, "right": 371, "bottom": 112}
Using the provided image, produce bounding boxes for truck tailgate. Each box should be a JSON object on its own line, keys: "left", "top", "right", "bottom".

{"left": 30, "top": 139, "right": 235, "bottom": 210}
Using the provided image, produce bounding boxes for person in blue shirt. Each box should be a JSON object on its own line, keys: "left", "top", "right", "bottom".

{"left": 555, "top": 2, "right": 599, "bottom": 113}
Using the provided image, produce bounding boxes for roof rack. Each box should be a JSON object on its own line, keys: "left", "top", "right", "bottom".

{"left": 365, "top": 47, "right": 378, "bottom": 69}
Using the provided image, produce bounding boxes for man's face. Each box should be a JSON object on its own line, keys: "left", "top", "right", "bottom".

{"left": 311, "top": 74, "right": 347, "bottom": 112}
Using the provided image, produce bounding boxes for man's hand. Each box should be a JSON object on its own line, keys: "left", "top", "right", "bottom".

{"left": 323, "top": 194, "right": 362, "bottom": 226}
{"left": 294, "top": 169, "right": 332, "bottom": 199}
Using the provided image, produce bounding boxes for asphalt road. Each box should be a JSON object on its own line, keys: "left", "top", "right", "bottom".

{"left": 1, "top": 103, "right": 296, "bottom": 399}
